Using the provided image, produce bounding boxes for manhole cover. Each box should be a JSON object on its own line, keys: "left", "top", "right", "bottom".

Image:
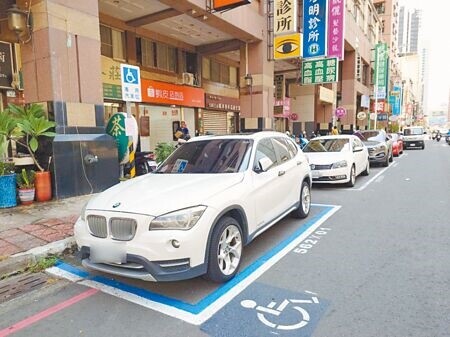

{"left": 0, "top": 273, "right": 49, "bottom": 304}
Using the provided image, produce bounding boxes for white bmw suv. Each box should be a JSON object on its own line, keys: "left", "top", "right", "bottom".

{"left": 74, "top": 131, "right": 312, "bottom": 283}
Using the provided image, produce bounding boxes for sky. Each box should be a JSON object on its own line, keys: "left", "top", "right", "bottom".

{"left": 400, "top": 0, "right": 450, "bottom": 111}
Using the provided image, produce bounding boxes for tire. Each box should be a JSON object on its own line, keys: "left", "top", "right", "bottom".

{"left": 362, "top": 161, "right": 370, "bottom": 176}
{"left": 421, "top": 143, "right": 425, "bottom": 150}
{"left": 382, "top": 153, "right": 389, "bottom": 167}
{"left": 346, "top": 165, "right": 356, "bottom": 187}
{"left": 292, "top": 180, "right": 311, "bottom": 219}
{"left": 389, "top": 150, "right": 393, "bottom": 162}
{"left": 204, "top": 217, "right": 243, "bottom": 283}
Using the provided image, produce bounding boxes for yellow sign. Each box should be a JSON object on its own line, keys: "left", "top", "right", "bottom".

{"left": 101, "top": 56, "right": 121, "bottom": 85}
{"left": 274, "top": 33, "right": 301, "bottom": 60}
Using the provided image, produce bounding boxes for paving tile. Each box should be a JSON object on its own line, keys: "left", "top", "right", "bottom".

{"left": 0, "top": 229, "right": 25, "bottom": 239}
{"left": 52, "top": 223, "right": 74, "bottom": 233}
{"left": 3, "top": 232, "right": 42, "bottom": 245}
{"left": 12, "top": 237, "right": 47, "bottom": 251}
{"left": 41, "top": 232, "right": 67, "bottom": 242}
{"left": 21, "top": 224, "right": 48, "bottom": 233}
{"left": 0, "top": 239, "right": 13, "bottom": 249}
{"left": 0, "top": 242, "right": 22, "bottom": 256}
{"left": 33, "top": 218, "right": 64, "bottom": 226}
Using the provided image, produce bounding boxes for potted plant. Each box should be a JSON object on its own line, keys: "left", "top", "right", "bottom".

{"left": 16, "top": 168, "right": 36, "bottom": 205}
{"left": 154, "top": 142, "right": 176, "bottom": 164}
{"left": 0, "top": 160, "right": 17, "bottom": 208}
{"left": 6, "top": 103, "right": 56, "bottom": 202}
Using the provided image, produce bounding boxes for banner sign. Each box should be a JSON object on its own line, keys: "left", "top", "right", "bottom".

{"left": 391, "top": 85, "right": 401, "bottom": 115}
{"left": 375, "top": 43, "right": 388, "bottom": 99}
{"left": 213, "top": 0, "right": 251, "bottom": 11}
{"left": 327, "top": 0, "right": 344, "bottom": 60}
{"left": 303, "top": 0, "right": 328, "bottom": 58}
{"left": 371, "top": 100, "right": 386, "bottom": 113}
{"left": 141, "top": 79, "right": 205, "bottom": 107}
{"left": 361, "top": 94, "right": 370, "bottom": 108}
{"left": 301, "top": 57, "right": 338, "bottom": 84}
{"left": 274, "top": 0, "right": 298, "bottom": 35}
{"left": 274, "top": 33, "right": 302, "bottom": 60}
{"left": 0, "top": 42, "right": 13, "bottom": 89}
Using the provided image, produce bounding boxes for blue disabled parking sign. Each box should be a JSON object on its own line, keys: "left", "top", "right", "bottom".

{"left": 120, "top": 64, "right": 141, "bottom": 102}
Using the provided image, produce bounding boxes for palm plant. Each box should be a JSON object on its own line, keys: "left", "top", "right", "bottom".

{"left": 16, "top": 168, "right": 36, "bottom": 189}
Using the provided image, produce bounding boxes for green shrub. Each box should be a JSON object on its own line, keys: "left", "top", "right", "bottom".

{"left": 154, "top": 142, "right": 176, "bottom": 163}
{"left": 16, "top": 168, "right": 36, "bottom": 189}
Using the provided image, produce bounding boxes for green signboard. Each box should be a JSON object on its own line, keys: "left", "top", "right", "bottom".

{"left": 103, "top": 83, "right": 122, "bottom": 100}
{"left": 106, "top": 113, "right": 128, "bottom": 164}
{"left": 301, "top": 57, "right": 338, "bottom": 85}
{"left": 375, "top": 43, "right": 388, "bottom": 99}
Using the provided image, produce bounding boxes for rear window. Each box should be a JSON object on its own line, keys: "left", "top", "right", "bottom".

{"left": 404, "top": 128, "right": 423, "bottom": 136}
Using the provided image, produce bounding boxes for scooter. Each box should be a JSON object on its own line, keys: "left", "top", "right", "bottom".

{"left": 134, "top": 151, "right": 157, "bottom": 175}
{"left": 436, "top": 133, "right": 441, "bottom": 142}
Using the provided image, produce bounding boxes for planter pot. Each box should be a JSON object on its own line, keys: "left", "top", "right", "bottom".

{"left": 18, "top": 188, "right": 35, "bottom": 205}
{"left": 35, "top": 171, "right": 52, "bottom": 202}
{"left": 0, "top": 174, "right": 17, "bottom": 208}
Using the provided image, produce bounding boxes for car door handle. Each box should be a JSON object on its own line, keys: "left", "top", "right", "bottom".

{"left": 296, "top": 161, "right": 302, "bottom": 166}
{"left": 278, "top": 170, "right": 285, "bottom": 176}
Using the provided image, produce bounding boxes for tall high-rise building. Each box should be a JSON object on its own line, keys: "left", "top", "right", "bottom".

{"left": 398, "top": 7, "right": 422, "bottom": 54}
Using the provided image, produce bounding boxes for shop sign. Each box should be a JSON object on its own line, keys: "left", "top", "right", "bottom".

{"left": 303, "top": 0, "right": 328, "bottom": 58}
{"left": 274, "top": 74, "right": 285, "bottom": 99}
{"left": 103, "top": 83, "right": 122, "bottom": 100}
{"left": 327, "top": 0, "right": 344, "bottom": 60}
{"left": 274, "top": 0, "right": 297, "bottom": 35}
{"left": 377, "top": 113, "right": 388, "bottom": 121}
{"left": 302, "top": 57, "right": 338, "bottom": 84}
{"left": 334, "top": 106, "right": 346, "bottom": 118}
{"left": 205, "top": 94, "right": 240, "bottom": 112}
{"left": 319, "top": 86, "right": 334, "bottom": 103}
{"left": 274, "top": 97, "right": 291, "bottom": 117}
{"left": 141, "top": 79, "right": 205, "bottom": 108}
{"left": 357, "top": 111, "right": 367, "bottom": 120}
{"left": 371, "top": 100, "right": 385, "bottom": 113}
{"left": 361, "top": 95, "right": 370, "bottom": 108}
{"left": 274, "top": 33, "right": 302, "bottom": 60}
{"left": 101, "top": 56, "right": 121, "bottom": 85}
{"left": 0, "top": 42, "right": 13, "bottom": 89}
{"left": 374, "top": 43, "right": 388, "bottom": 99}
{"left": 213, "top": 0, "right": 251, "bottom": 11}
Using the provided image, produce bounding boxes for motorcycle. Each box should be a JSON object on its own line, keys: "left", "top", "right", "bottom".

{"left": 125, "top": 151, "right": 157, "bottom": 176}
{"left": 436, "top": 133, "right": 441, "bottom": 142}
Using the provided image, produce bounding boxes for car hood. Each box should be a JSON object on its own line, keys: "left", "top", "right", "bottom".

{"left": 86, "top": 173, "right": 244, "bottom": 216}
{"left": 304, "top": 152, "right": 348, "bottom": 164}
{"left": 363, "top": 140, "right": 383, "bottom": 148}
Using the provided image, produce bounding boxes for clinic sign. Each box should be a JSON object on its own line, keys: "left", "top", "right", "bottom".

{"left": 303, "top": 0, "right": 328, "bottom": 58}
{"left": 375, "top": 43, "right": 388, "bottom": 99}
{"left": 273, "top": 33, "right": 302, "bottom": 60}
{"left": 274, "top": 0, "right": 297, "bottom": 35}
{"left": 327, "top": 0, "right": 344, "bottom": 60}
{"left": 120, "top": 64, "right": 141, "bottom": 102}
{"left": 301, "top": 57, "right": 338, "bottom": 84}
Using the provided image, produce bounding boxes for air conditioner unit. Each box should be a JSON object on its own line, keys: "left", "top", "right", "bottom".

{"left": 182, "top": 72, "right": 195, "bottom": 86}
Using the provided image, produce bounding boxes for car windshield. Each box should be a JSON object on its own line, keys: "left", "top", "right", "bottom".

{"left": 303, "top": 138, "right": 350, "bottom": 152}
{"left": 404, "top": 128, "right": 423, "bottom": 135}
{"left": 156, "top": 139, "right": 253, "bottom": 174}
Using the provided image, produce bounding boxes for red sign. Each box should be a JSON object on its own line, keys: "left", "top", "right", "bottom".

{"left": 274, "top": 98, "right": 291, "bottom": 117}
{"left": 141, "top": 79, "right": 205, "bottom": 108}
{"left": 335, "top": 106, "right": 347, "bottom": 118}
{"left": 371, "top": 100, "right": 385, "bottom": 113}
{"left": 213, "top": 0, "right": 251, "bottom": 11}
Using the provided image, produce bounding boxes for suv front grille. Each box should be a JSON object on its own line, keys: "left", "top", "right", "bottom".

{"left": 110, "top": 218, "right": 137, "bottom": 241}
{"left": 87, "top": 215, "right": 107, "bottom": 238}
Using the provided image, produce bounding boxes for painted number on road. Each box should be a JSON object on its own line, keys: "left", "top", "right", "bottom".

{"left": 293, "top": 228, "right": 331, "bottom": 254}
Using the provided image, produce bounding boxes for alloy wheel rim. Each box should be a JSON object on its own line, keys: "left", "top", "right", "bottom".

{"left": 217, "top": 225, "right": 242, "bottom": 275}
{"left": 351, "top": 167, "right": 356, "bottom": 184}
{"left": 302, "top": 185, "right": 311, "bottom": 214}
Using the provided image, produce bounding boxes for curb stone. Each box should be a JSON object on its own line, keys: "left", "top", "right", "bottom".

{"left": 0, "top": 236, "right": 76, "bottom": 279}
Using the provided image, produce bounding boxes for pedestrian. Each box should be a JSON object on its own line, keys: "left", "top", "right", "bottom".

{"left": 331, "top": 126, "right": 339, "bottom": 135}
{"left": 175, "top": 121, "right": 190, "bottom": 140}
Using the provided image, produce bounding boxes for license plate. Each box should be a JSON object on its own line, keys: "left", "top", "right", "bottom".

{"left": 90, "top": 242, "right": 126, "bottom": 264}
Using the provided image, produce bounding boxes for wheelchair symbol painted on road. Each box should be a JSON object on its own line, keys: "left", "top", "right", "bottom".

{"left": 241, "top": 295, "right": 319, "bottom": 331}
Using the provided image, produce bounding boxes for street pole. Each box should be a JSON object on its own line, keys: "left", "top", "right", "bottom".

{"left": 374, "top": 47, "right": 380, "bottom": 130}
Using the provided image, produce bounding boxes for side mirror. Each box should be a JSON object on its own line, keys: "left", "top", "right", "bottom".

{"left": 423, "top": 131, "right": 427, "bottom": 134}
{"left": 256, "top": 157, "right": 274, "bottom": 173}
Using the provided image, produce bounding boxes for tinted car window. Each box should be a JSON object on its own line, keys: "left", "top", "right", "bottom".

{"left": 285, "top": 138, "right": 299, "bottom": 157}
{"left": 272, "top": 138, "right": 291, "bottom": 163}
{"left": 253, "top": 138, "right": 278, "bottom": 170}
{"left": 157, "top": 139, "right": 252, "bottom": 174}
{"left": 303, "top": 138, "right": 350, "bottom": 152}
{"left": 404, "top": 128, "right": 423, "bottom": 135}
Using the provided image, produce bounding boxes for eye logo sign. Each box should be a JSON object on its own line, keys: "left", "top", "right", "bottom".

{"left": 274, "top": 33, "right": 302, "bottom": 60}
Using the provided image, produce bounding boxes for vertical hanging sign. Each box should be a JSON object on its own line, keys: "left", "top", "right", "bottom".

{"left": 327, "top": 0, "right": 344, "bottom": 60}
{"left": 274, "top": 0, "right": 298, "bottom": 35}
{"left": 303, "top": 0, "right": 328, "bottom": 59}
{"left": 375, "top": 43, "right": 388, "bottom": 99}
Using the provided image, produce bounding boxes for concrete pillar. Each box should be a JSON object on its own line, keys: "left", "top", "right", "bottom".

{"left": 20, "top": 0, "right": 104, "bottom": 130}
{"left": 341, "top": 50, "right": 357, "bottom": 129}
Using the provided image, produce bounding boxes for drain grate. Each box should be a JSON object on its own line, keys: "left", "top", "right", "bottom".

{"left": 0, "top": 273, "right": 49, "bottom": 304}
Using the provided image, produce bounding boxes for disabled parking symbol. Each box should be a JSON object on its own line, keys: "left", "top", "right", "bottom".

{"left": 122, "top": 66, "right": 138, "bottom": 84}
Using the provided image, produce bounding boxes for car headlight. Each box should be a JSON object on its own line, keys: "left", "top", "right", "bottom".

{"left": 149, "top": 206, "right": 207, "bottom": 230}
{"left": 376, "top": 144, "right": 387, "bottom": 151}
{"left": 332, "top": 160, "right": 348, "bottom": 168}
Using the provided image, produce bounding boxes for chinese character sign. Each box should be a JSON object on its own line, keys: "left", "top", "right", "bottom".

{"left": 327, "top": 0, "right": 344, "bottom": 60}
{"left": 301, "top": 57, "right": 338, "bottom": 84}
{"left": 303, "top": 0, "right": 328, "bottom": 58}
{"left": 375, "top": 43, "right": 388, "bottom": 99}
{"left": 274, "top": 0, "right": 298, "bottom": 35}
{"left": 120, "top": 64, "right": 142, "bottom": 102}
{"left": 391, "top": 85, "right": 401, "bottom": 115}
{"left": 273, "top": 33, "right": 302, "bottom": 60}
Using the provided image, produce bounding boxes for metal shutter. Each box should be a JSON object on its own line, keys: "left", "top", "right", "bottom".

{"left": 203, "top": 110, "right": 227, "bottom": 135}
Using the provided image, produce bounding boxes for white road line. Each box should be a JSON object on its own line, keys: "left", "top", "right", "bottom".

{"left": 47, "top": 205, "right": 341, "bottom": 326}
{"left": 353, "top": 164, "right": 392, "bottom": 191}
{"left": 46, "top": 266, "right": 84, "bottom": 282}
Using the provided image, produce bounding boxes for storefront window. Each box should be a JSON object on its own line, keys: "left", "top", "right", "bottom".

{"left": 205, "top": 58, "right": 236, "bottom": 86}
{"left": 139, "top": 38, "right": 177, "bottom": 73}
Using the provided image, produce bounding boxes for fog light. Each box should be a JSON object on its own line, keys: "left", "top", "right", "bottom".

{"left": 171, "top": 239, "right": 180, "bottom": 248}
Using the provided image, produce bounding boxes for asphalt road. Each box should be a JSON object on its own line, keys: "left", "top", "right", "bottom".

{"left": 1, "top": 139, "right": 449, "bottom": 337}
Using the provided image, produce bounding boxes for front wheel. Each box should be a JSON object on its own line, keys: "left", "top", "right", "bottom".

{"left": 204, "top": 217, "right": 243, "bottom": 283}
{"left": 362, "top": 161, "right": 370, "bottom": 176}
{"left": 292, "top": 181, "right": 311, "bottom": 219}
{"left": 346, "top": 165, "right": 356, "bottom": 187}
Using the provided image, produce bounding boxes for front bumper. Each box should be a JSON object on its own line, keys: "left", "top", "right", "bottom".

{"left": 74, "top": 209, "right": 213, "bottom": 282}
{"left": 367, "top": 149, "right": 388, "bottom": 163}
{"left": 311, "top": 167, "right": 348, "bottom": 184}
{"left": 404, "top": 140, "right": 424, "bottom": 148}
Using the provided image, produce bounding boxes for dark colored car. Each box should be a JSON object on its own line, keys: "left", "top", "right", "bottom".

{"left": 354, "top": 129, "right": 393, "bottom": 167}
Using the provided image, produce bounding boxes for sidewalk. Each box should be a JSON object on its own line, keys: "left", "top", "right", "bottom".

{"left": 0, "top": 194, "right": 94, "bottom": 277}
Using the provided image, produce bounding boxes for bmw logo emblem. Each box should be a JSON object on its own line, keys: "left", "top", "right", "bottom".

{"left": 112, "top": 202, "right": 121, "bottom": 208}
{"left": 310, "top": 164, "right": 315, "bottom": 170}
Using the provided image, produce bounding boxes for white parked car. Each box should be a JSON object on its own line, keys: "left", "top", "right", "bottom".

{"left": 75, "top": 132, "right": 312, "bottom": 283}
{"left": 303, "top": 135, "right": 370, "bottom": 187}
